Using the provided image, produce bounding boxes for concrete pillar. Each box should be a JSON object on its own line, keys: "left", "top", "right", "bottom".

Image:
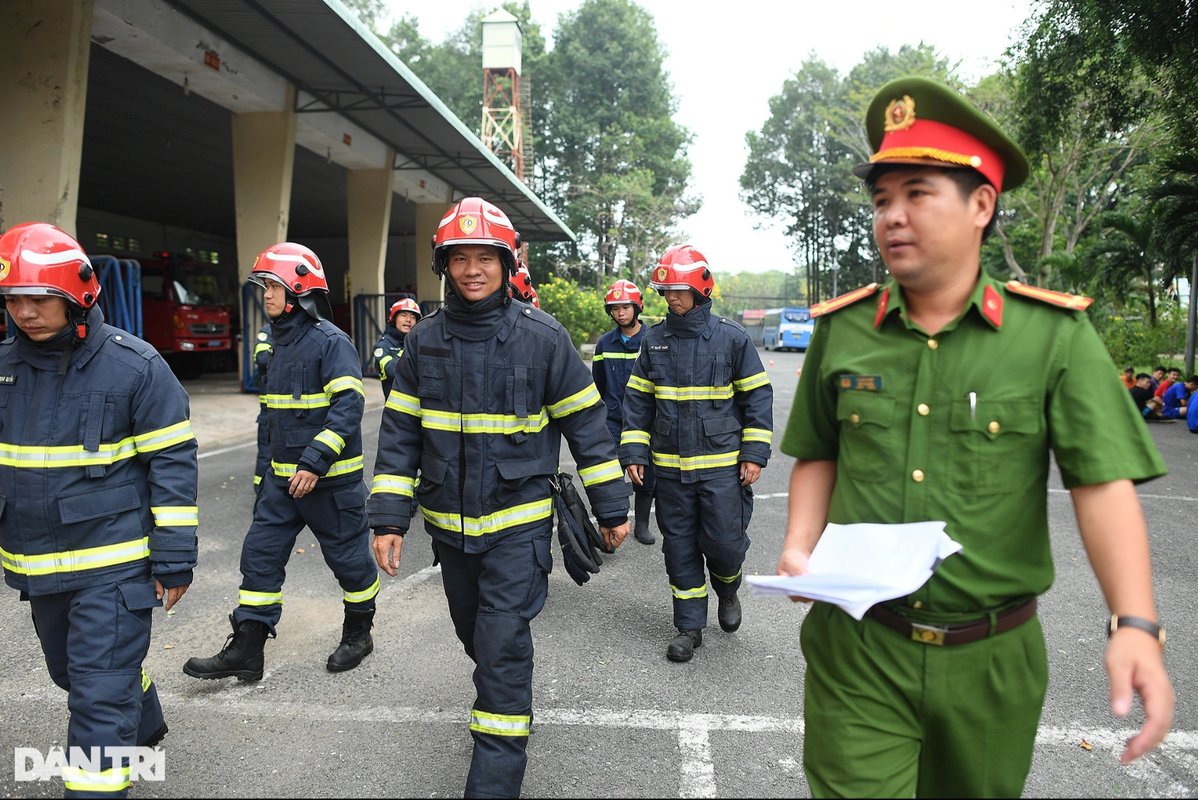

{"left": 346, "top": 151, "right": 394, "bottom": 318}
{"left": 415, "top": 201, "right": 451, "bottom": 304}
{"left": 231, "top": 82, "right": 297, "bottom": 277}
{"left": 0, "top": 0, "right": 94, "bottom": 234}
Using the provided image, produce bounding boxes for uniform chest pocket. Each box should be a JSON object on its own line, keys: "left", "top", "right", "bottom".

{"left": 708, "top": 354, "right": 731, "bottom": 389}
{"left": 836, "top": 392, "right": 896, "bottom": 484}
{"left": 418, "top": 361, "right": 445, "bottom": 400}
{"left": 78, "top": 394, "right": 120, "bottom": 479}
{"left": 949, "top": 398, "right": 1045, "bottom": 495}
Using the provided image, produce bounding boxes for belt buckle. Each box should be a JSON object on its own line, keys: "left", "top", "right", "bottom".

{"left": 911, "top": 622, "right": 947, "bottom": 646}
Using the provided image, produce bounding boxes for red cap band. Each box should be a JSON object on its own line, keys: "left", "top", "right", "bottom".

{"left": 873, "top": 118, "right": 1006, "bottom": 192}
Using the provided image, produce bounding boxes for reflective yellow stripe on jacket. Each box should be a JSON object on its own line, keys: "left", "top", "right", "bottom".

{"left": 271, "top": 455, "right": 364, "bottom": 478}
{"left": 733, "top": 371, "right": 771, "bottom": 392}
{"left": 0, "top": 421, "right": 194, "bottom": 468}
{"left": 652, "top": 451, "right": 741, "bottom": 471}
{"left": 741, "top": 428, "right": 773, "bottom": 444}
{"left": 578, "top": 459, "right": 622, "bottom": 487}
{"left": 372, "top": 474, "right": 416, "bottom": 497}
{"left": 1, "top": 537, "right": 149, "bottom": 576}
{"left": 547, "top": 384, "right": 602, "bottom": 418}
{"left": 422, "top": 498, "right": 553, "bottom": 537}
{"left": 620, "top": 429, "right": 650, "bottom": 446}
{"left": 592, "top": 351, "right": 638, "bottom": 362}
{"left": 314, "top": 429, "right": 346, "bottom": 454}
{"left": 151, "top": 506, "right": 199, "bottom": 527}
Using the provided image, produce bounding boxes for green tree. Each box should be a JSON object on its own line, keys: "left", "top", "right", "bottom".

{"left": 540, "top": 0, "right": 696, "bottom": 287}
{"left": 536, "top": 276, "right": 611, "bottom": 347}
{"left": 1088, "top": 210, "right": 1175, "bottom": 326}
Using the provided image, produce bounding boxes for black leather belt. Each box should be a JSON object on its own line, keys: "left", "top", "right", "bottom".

{"left": 867, "top": 598, "right": 1037, "bottom": 646}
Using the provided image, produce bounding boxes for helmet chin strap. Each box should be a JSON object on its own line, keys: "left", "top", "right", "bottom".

{"left": 59, "top": 304, "right": 90, "bottom": 375}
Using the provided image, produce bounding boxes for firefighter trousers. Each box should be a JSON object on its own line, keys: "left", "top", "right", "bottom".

{"left": 433, "top": 526, "right": 553, "bottom": 799}
{"left": 27, "top": 578, "right": 164, "bottom": 798}
{"left": 234, "top": 477, "right": 379, "bottom": 633}
{"left": 655, "top": 470, "right": 753, "bottom": 630}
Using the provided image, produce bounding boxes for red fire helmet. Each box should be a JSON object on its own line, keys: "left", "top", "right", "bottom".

{"left": 0, "top": 223, "right": 101, "bottom": 308}
{"left": 511, "top": 260, "right": 538, "bottom": 304}
{"left": 248, "top": 242, "right": 328, "bottom": 295}
{"left": 432, "top": 197, "right": 520, "bottom": 277}
{"left": 388, "top": 297, "right": 422, "bottom": 324}
{"left": 604, "top": 279, "right": 643, "bottom": 312}
{"left": 649, "top": 245, "right": 714, "bottom": 298}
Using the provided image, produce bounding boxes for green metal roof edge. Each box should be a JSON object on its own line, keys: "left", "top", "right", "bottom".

{"left": 319, "top": 0, "right": 576, "bottom": 242}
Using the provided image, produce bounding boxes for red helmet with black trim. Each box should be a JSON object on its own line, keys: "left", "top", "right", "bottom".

{"left": 388, "top": 297, "right": 422, "bottom": 325}
{"left": 0, "top": 222, "right": 101, "bottom": 308}
{"left": 431, "top": 197, "right": 521, "bottom": 277}
{"left": 604, "top": 279, "right": 643, "bottom": 313}
{"left": 511, "top": 260, "right": 538, "bottom": 306}
{"left": 649, "top": 244, "right": 714, "bottom": 299}
{"left": 247, "top": 242, "right": 328, "bottom": 295}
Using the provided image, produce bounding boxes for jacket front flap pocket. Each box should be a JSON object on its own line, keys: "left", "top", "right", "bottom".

{"left": 417, "top": 381, "right": 443, "bottom": 400}
{"left": 836, "top": 392, "right": 896, "bottom": 428}
{"left": 421, "top": 452, "right": 449, "bottom": 486}
{"left": 950, "top": 398, "right": 1042, "bottom": 438}
{"left": 285, "top": 425, "right": 322, "bottom": 448}
{"left": 496, "top": 455, "right": 559, "bottom": 483}
{"left": 59, "top": 482, "right": 141, "bottom": 525}
{"left": 703, "top": 416, "right": 741, "bottom": 436}
{"left": 117, "top": 579, "right": 162, "bottom": 611}
{"left": 654, "top": 417, "right": 673, "bottom": 435}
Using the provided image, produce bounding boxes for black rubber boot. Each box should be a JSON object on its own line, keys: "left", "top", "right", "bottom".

{"left": 633, "top": 493, "right": 655, "bottom": 545}
{"left": 666, "top": 628, "right": 703, "bottom": 662}
{"left": 182, "top": 615, "right": 270, "bottom": 682}
{"left": 717, "top": 592, "right": 742, "bottom": 633}
{"left": 327, "top": 607, "right": 375, "bottom": 672}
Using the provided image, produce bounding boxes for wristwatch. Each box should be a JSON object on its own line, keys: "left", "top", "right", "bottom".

{"left": 1108, "top": 615, "right": 1166, "bottom": 648}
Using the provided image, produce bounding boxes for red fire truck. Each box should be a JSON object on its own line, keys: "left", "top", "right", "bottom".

{"left": 138, "top": 252, "right": 233, "bottom": 379}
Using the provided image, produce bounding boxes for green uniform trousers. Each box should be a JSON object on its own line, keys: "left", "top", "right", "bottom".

{"left": 801, "top": 602, "right": 1048, "bottom": 798}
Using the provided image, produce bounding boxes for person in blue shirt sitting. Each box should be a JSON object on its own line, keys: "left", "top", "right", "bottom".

{"left": 1161, "top": 374, "right": 1197, "bottom": 420}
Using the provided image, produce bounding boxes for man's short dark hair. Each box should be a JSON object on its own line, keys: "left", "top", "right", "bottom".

{"left": 864, "top": 164, "right": 999, "bottom": 241}
{"left": 1168, "top": 368, "right": 1181, "bottom": 376}
{"left": 1188, "top": 375, "right": 1198, "bottom": 384}
{"left": 1155, "top": 365, "right": 1167, "bottom": 373}
{"left": 1136, "top": 373, "right": 1152, "bottom": 381}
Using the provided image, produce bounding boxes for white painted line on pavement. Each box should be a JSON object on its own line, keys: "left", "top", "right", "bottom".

{"left": 197, "top": 440, "right": 259, "bottom": 459}
{"left": 678, "top": 716, "right": 717, "bottom": 799}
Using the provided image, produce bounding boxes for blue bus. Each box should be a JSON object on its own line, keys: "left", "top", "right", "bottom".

{"left": 762, "top": 307, "right": 813, "bottom": 351}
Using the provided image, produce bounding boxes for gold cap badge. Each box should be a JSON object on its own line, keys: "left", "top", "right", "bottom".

{"left": 883, "top": 95, "right": 916, "bottom": 132}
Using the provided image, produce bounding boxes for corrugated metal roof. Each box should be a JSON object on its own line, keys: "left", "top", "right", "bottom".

{"left": 165, "top": 0, "right": 574, "bottom": 241}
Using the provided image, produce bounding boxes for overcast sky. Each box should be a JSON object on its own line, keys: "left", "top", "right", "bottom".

{"left": 392, "top": 0, "right": 1036, "bottom": 274}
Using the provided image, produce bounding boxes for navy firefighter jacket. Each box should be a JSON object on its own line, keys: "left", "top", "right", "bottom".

{"left": 0, "top": 306, "right": 199, "bottom": 596}
{"left": 367, "top": 292, "right": 630, "bottom": 554}
{"left": 619, "top": 302, "right": 774, "bottom": 483}
{"left": 592, "top": 324, "right": 646, "bottom": 442}
{"left": 372, "top": 326, "right": 406, "bottom": 400}
{"left": 255, "top": 310, "right": 366, "bottom": 489}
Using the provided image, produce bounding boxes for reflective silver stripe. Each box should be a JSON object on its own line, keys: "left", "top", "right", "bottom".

{"left": 652, "top": 450, "right": 741, "bottom": 470}
{"left": 741, "top": 428, "right": 773, "bottom": 444}
{"left": 344, "top": 575, "right": 381, "bottom": 604}
{"left": 578, "top": 459, "right": 622, "bottom": 486}
{"left": 621, "top": 429, "right": 650, "bottom": 446}
{"left": 386, "top": 391, "right": 422, "bottom": 417}
{"left": 134, "top": 420, "right": 195, "bottom": 452}
{"left": 671, "top": 583, "right": 709, "bottom": 600}
{"left": 314, "top": 429, "right": 346, "bottom": 454}
{"left": 325, "top": 376, "right": 365, "bottom": 397}
{"left": 470, "top": 710, "right": 531, "bottom": 737}
{"left": 1, "top": 537, "right": 149, "bottom": 576}
{"left": 239, "top": 589, "right": 282, "bottom": 606}
{"left": 422, "top": 498, "right": 553, "bottom": 537}
{"left": 378, "top": 355, "right": 394, "bottom": 379}
{"left": 734, "top": 371, "right": 771, "bottom": 392}
{"left": 547, "top": 384, "right": 601, "bottom": 418}
{"left": 627, "top": 375, "right": 655, "bottom": 394}
{"left": 371, "top": 474, "right": 416, "bottom": 497}
{"left": 711, "top": 569, "right": 742, "bottom": 584}
{"left": 151, "top": 505, "right": 199, "bottom": 527}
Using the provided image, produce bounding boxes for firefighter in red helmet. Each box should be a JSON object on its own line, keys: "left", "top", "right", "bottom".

{"left": 0, "top": 222, "right": 198, "bottom": 796}
{"left": 368, "top": 197, "right": 630, "bottom": 797}
{"left": 185, "top": 242, "right": 379, "bottom": 682}
{"left": 620, "top": 244, "right": 774, "bottom": 662}
{"left": 374, "top": 297, "right": 421, "bottom": 399}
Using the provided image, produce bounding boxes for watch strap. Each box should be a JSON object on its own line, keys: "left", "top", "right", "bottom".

{"left": 1109, "top": 614, "right": 1166, "bottom": 647}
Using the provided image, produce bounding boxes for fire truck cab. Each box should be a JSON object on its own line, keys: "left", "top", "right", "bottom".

{"left": 138, "top": 251, "right": 233, "bottom": 379}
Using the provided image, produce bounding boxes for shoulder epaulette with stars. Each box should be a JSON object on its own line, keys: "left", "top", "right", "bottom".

{"left": 809, "top": 283, "right": 881, "bottom": 319}
{"left": 1005, "top": 281, "right": 1093, "bottom": 311}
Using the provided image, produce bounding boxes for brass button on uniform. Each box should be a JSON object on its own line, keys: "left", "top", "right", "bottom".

{"left": 917, "top": 403, "right": 930, "bottom": 416}
{"left": 850, "top": 413, "right": 861, "bottom": 424}
{"left": 988, "top": 420, "right": 1000, "bottom": 434}
{"left": 920, "top": 630, "right": 937, "bottom": 642}
{"left": 927, "top": 339, "right": 939, "bottom": 350}
{"left": 912, "top": 469, "right": 925, "bottom": 482}
{"left": 912, "top": 600, "right": 924, "bottom": 609}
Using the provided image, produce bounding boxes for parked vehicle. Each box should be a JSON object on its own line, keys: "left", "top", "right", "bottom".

{"left": 138, "top": 252, "right": 233, "bottom": 379}
{"left": 762, "top": 306, "right": 814, "bottom": 351}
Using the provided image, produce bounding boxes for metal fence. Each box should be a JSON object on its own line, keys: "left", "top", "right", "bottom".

{"left": 240, "top": 282, "right": 269, "bottom": 391}
{"left": 5, "top": 255, "right": 142, "bottom": 340}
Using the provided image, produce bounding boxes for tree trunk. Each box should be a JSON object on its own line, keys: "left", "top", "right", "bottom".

{"left": 1187, "top": 252, "right": 1197, "bottom": 376}
{"left": 1147, "top": 268, "right": 1157, "bottom": 327}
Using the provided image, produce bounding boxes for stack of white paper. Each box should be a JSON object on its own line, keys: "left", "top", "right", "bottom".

{"left": 745, "top": 521, "right": 962, "bottom": 620}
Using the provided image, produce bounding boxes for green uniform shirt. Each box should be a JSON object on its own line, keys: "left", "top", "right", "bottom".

{"left": 781, "top": 271, "right": 1167, "bottom": 616}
